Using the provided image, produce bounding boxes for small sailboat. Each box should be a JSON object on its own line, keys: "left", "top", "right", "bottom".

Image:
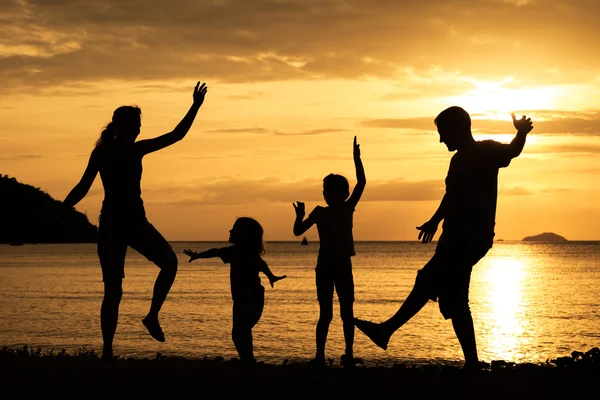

{"left": 301, "top": 236, "right": 309, "bottom": 245}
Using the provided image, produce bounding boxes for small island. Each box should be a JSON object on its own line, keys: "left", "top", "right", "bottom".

{"left": 0, "top": 174, "right": 98, "bottom": 244}
{"left": 522, "top": 232, "right": 568, "bottom": 242}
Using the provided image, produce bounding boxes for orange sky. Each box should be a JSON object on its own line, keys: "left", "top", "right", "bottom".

{"left": 1, "top": 0, "right": 599, "bottom": 240}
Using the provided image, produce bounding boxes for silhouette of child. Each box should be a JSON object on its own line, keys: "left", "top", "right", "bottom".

{"left": 292, "top": 136, "right": 366, "bottom": 368}
{"left": 184, "top": 217, "right": 286, "bottom": 365}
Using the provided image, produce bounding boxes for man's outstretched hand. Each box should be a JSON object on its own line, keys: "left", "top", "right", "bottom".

{"left": 512, "top": 113, "right": 533, "bottom": 134}
{"left": 416, "top": 220, "right": 438, "bottom": 244}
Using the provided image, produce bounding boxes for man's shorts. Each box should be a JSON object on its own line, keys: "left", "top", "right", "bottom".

{"left": 315, "top": 257, "right": 354, "bottom": 303}
{"left": 417, "top": 243, "right": 489, "bottom": 319}
{"left": 97, "top": 214, "right": 175, "bottom": 282}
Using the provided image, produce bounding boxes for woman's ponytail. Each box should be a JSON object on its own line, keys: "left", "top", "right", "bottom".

{"left": 95, "top": 121, "right": 117, "bottom": 148}
{"left": 94, "top": 106, "right": 141, "bottom": 148}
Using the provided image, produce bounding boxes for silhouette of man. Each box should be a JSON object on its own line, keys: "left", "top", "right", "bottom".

{"left": 355, "top": 107, "right": 533, "bottom": 369}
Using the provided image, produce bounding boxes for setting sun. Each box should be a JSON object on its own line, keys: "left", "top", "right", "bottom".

{"left": 449, "top": 78, "right": 558, "bottom": 115}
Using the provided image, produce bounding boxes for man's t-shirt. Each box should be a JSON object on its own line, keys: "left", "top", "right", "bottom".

{"left": 439, "top": 140, "right": 513, "bottom": 249}
{"left": 309, "top": 204, "right": 356, "bottom": 262}
{"left": 216, "top": 246, "right": 265, "bottom": 301}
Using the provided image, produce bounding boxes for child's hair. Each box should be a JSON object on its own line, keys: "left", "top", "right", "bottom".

{"left": 233, "top": 217, "right": 266, "bottom": 255}
{"left": 323, "top": 174, "right": 350, "bottom": 204}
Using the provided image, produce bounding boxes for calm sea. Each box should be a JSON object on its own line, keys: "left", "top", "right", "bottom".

{"left": 1, "top": 241, "right": 599, "bottom": 365}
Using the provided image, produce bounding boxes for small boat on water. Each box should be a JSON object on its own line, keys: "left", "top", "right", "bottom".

{"left": 301, "top": 236, "right": 308, "bottom": 245}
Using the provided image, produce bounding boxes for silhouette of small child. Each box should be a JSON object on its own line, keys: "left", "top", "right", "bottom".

{"left": 293, "top": 136, "right": 366, "bottom": 368}
{"left": 184, "top": 217, "right": 286, "bottom": 365}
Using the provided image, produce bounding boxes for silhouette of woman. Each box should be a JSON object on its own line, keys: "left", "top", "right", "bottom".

{"left": 63, "top": 82, "right": 208, "bottom": 360}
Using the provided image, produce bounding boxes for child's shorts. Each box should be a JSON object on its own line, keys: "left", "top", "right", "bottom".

{"left": 315, "top": 258, "right": 354, "bottom": 303}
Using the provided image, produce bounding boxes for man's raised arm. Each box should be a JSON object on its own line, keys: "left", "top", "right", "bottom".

{"left": 507, "top": 113, "right": 534, "bottom": 159}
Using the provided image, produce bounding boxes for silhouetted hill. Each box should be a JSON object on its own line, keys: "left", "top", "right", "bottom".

{"left": 0, "top": 175, "right": 98, "bottom": 244}
{"left": 522, "top": 232, "right": 568, "bottom": 242}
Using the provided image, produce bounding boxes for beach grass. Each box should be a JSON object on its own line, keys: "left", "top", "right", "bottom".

{"left": 1, "top": 345, "right": 598, "bottom": 398}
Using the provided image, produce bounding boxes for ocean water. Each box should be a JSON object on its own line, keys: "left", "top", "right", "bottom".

{"left": 0, "top": 241, "right": 599, "bottom": 366}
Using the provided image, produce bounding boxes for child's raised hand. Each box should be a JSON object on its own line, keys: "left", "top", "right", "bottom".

{"left": 183, "top": 249, "right": 199, "bottom": 262}
{"left": 269, "top": 275, "right": 287, "bottom": 288}
{"left": 293, "top": 201, "right": 305, "bottom": 218}
{"left": 353, "top": 136, "right": 361, "bottom": 158}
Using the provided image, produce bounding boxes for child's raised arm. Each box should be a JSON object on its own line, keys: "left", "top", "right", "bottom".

{"left": 259, "top": 260, "right": 287, "bottom": 288}
{"left": 292, "top": 201, "right": 315, "bottom": 236}
{"left": 183, "top": 248, "right": 221, "bottom": 263}
{"left": 347, "top": 135, "right": 366, "bottom": 208}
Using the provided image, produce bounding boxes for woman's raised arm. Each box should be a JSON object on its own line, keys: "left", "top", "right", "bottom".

{"left": 136, "top": 82, "right": 208, "bottom": 156}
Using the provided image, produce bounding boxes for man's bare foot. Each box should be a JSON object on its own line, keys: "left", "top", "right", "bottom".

{"left": 142, "top": 317, "right": 165, "bottom": 342}
{"left": 354, "top": 318, "right": 391, "bottom": 350}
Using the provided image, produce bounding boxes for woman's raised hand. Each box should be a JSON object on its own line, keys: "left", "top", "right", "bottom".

{"left": 193, "top": 82, "right": 208, "bottom": 106}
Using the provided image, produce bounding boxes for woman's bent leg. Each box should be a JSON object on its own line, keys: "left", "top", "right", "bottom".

{"left": 130, "top": 221, "right": 178, "bottom": 342}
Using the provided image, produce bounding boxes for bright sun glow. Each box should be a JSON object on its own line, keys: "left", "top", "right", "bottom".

{"left": 480, "top": 257, "right": 532, "bottom": 361}
{"left": 449, "top": 78, "right": 558, "bottom": 116}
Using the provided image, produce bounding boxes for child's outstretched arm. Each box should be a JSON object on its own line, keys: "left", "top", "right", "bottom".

{"left": 292, "top": 201, "right": 315, "bottom": 236}
{"left": 259, "top": 260, "right": 287, "bottom": 288}
{"left": 183, "top": 248, "right": 220, "bottom": 263}
{"left": 347, "top": 135, "right": 366, "bottom": 208}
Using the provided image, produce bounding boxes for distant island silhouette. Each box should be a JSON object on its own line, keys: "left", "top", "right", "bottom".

{"left": 522, "top": 232, "right": 568, "bottom": 242}
{"left": 0, "top": 175, "right": 98, "bottom": 244}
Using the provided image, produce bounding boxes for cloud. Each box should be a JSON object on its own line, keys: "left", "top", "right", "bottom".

{"left": 225, "top": 91, "right": 265, "bottom": 100}
{"left": 1, "top": 0, "right": 599, "bottom": 89}
{"left": 141, "top": 175, "right": 568, "bottom": 207}
{"left": 0, "top": 153, "right": 44, "bottom": 160}
{"left": 528, "top": 143, "right": 600, "bottom": 154}
{"left": 143, "top": 177, "right": 445, "bottom": 206}
{"left": 360, "top": 117, "right": 434, "bottom": 130}
{"left": 206, "top": 127, "right": 271, "bottom": 134}
{"left": 204, "top": 127, "right": 346, "bottom": 136}
{"left": 272, "top": 128, "right": 347, "bottom": 136}
{"left": 359, "top": 110, "right": 600, "bottom": 136}
{"left": 499, "top": 185, "right": 572, "bottom": 195}
{"left": 378, "top": 71, "right": 477, "bottom": 100}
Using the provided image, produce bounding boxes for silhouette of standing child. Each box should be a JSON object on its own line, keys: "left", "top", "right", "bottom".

{"left": 292, "top": 136, "right": 366, "bottom": 368}
{"left": 184, "top": 217, "right": 286, "bottom": 364}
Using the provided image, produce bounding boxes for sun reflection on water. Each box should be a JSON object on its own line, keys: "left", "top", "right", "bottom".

{"left": 478, "top": 256, "right": 532, "bottom": 361}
